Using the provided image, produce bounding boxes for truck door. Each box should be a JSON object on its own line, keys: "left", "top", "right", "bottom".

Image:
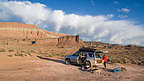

{"left": 88, "top": 52, "right": 96, "bottom": 64}
{"left": 95, "top": 53, "right": 103, "bottom": 65}
{"left": 70, "top": 52, "right": 79, "bottom": 63}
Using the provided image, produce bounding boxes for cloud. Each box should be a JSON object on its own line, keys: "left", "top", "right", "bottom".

{"left": 106, "top": 14, "right": 114, "bottom": 18}
{"left": 118, "top": 8, "right": 130, "bottom": 13}
{"left": 0, "top": 1, "right": 144, "bottom": 46}
{"left": 118, "top": 15, "right": 128, "bottom": 18}
{"left": 113, "top": 1, "right": 119, "bottom": 4}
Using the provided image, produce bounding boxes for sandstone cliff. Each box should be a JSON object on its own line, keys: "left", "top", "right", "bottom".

{"left": 0, "top": 22, "right": 85, "bottom": 47}
{"left": 57, "top": 35, "right": 85, "bottom": 47}
{"left": 0, "top": 22, "right": 66, "bottom": 40}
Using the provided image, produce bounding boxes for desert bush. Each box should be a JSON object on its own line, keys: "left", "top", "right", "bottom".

{"left": 54, "top": 54, "right": 65, "bottom": 57}
{"left": 21, "top": 50, "right": 26, "bottom": 53}
{"left": 8, "top": 55, "right": 13, "bottom": 57}
{"left": 15, "top": 53, "right": 24, "bottom": 56}
{"left": 8, "top": 49, "right": 14, "bottom": 52}
{"left": 14, "top": 53, "right": 32, "bottom": 57}
{"left": 141, "top": 61, "right": 144, "bottom": 65}
{"left": 107, "top": 59, "right": 111, "bottom": 63}
{"left": 131, "top": 59, "right": 137, "bottom": 64}
{"left": 40, "top": 52, "right": 48, "bottom": 55}
{"left": 60, "top": 54, "right": 65, "bottom": 57}
{"left": 44, "top": 53, "right": 57, "bottom": 57}
{"left": 30, "top": 49, "right": 37, "bottom": 53}
{"left": 22, "top": 39, "right": 26, "bottom": 41}
{"left": 121, "top": 67, "right": 127, "bottom": 72}
{"left": 15, "top": 50, "right": 29, "bottom": 56}
{"left": 19, "top": 50, "right": 32, "bottom": 56}
{"left": 122, "top": 58, "right": 131, "bottom": 64}
{"left": 28, "top": 53, "right": 32, "bottom": 56}
{"left": 0, "top": 48, "right": 6, "bottom": 52}
{"left": 47, "top": 55, "right": 53, "bottom": 57}
{"left": 110, "top": 59, "right": 121, "bottom": 63}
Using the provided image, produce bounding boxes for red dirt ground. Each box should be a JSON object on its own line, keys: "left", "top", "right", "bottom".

{"left": 0, "top": 53, "right": 144, "bottom": 81}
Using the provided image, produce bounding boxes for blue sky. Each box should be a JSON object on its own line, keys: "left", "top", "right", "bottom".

{"left": 28, "top": 0, "right": 144, "bottom": 22}
{"left": 6, "top": 0, "right": 144, "bottom": 23}
{"left": 0, "top": 0, "right": 144, "bottom": 46}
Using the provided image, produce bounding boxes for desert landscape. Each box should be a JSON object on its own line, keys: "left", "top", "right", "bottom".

{"left": 0, "top": 22, "right": 144, "bottom": 81}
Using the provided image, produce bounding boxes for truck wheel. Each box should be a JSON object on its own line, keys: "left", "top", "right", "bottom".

{"left": 78, "top": 58, "right": 82, "bottom": 65}
{"left": 65, "top": 59, "right": 70, "bottom": 65}
{"left": 85, "top": 61, "right": 91, "bottom": 68}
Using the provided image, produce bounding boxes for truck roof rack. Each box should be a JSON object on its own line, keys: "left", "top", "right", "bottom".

{"left": 79, "top": 47, "right": 95, "bottom": 52}
{"left": 79, "top": 47, "right": 103, "bottom": 53}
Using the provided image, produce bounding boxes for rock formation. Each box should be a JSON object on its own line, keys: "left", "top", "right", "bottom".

{"left": 57, "top": 35, "right": 85, "bottom": 47}
{"left": 0, "top": 22, "right": 66, "bottom": 40}
{"left": 0, "top": 22, "right": 85, "bottom": 47}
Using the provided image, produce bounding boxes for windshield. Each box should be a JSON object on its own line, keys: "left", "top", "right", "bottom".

{"left": 73, "top": 51, "right": 80, "bottom": 56}
{"left": 87, "top": 52, "right": 102, "bottom": 59}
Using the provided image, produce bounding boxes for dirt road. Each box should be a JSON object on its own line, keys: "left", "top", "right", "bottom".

{"left": 0, "top": 54, "right": 144, "bottom": 81}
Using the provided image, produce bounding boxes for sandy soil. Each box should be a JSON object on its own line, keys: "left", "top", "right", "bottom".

{"left": 0, "top": 53, "right": 144, "bottom": 81}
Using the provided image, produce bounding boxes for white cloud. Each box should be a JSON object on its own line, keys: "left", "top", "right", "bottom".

{"left": 118, "top": 15, "right": 128, "bottom": 18}
{"left": 114, "top": 1, "right": 119, "bottom": 4}
{"left": 118, "top": 8, "right": 130, "bottom": 13}
{"left": 0, "top": 1, "right": 144, "bottom": 46}
{"left": 107, "top": 14, "right": 114, "bottom": 18}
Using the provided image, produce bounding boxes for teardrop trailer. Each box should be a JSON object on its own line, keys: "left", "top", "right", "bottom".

{"left": 65, "top": 47, "right": 106, "bottom": 70}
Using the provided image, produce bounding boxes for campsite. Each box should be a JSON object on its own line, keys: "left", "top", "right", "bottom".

{"left": 0, "top": 0, "right": 144, "bottom": 81}
{"left": 0, "top": 22, "right": 144, "bottom": 81}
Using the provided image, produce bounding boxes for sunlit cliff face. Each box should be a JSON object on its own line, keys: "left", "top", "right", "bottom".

{"left": 0, "top": 22, "right": 61, "bottom": 39}
{"left": 0, "top": 1, "right": 144, "bottom": 46}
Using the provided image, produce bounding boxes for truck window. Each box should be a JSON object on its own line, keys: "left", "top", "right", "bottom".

{"left": 95, "top": 53, "right": 101, "bottom": 59}
{"left": 88, "top": 52, "right": 94, "bottom": 57}
{"left": 72, "top": 51, "right": 80, "bottom": 56}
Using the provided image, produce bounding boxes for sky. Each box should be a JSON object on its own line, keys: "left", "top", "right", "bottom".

{"left": 0, "top": 0, "right": 144, "bottom": 46}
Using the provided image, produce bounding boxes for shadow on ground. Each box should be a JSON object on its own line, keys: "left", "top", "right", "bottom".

{"left": 37, "top": 56, "right": 65, "bottom": 64}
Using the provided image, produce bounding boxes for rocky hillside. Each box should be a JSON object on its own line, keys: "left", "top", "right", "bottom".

{"left": 1, "top": 22, "right": 143, "bottom": 65}
{"left": 84, "top": 41, "right": 144, "bottom": 65}
{"left": 0, "top": 22, "right": 84, "bottom": 56}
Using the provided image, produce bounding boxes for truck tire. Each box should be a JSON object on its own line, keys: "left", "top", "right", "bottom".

{"left": 65, "top": 59, "right": 70, "bottom": 65}
{"left": 85, "top": 61, "right": 91, "bottom": 68}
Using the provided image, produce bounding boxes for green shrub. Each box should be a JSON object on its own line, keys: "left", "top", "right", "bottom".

{"left": 8, "top": 55, "right": 13, "bottom": 57}
{"left": 8, "top": 49, "right": 15, "bottom": 52}
{"left": 21, "top": 50, "right": 26, "bottom": 53}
